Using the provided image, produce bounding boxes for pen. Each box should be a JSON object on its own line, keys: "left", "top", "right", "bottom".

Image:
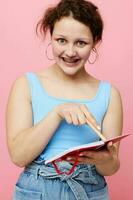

{"left": 86, "top": 119, "right": 106, "bottom": 142}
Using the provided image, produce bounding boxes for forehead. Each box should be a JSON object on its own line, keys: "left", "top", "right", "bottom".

{"left": 53, "top": 16, "right": 93, "bottom": 40}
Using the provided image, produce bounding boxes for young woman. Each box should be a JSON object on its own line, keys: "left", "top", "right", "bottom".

{"left": 6, "top": 0, "right": 123, "bottom": 199}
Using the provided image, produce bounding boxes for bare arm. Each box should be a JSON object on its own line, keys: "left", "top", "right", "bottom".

{"left": 67, "top": 85, "right": 123, "bottom": 176}
{"left": 6, "top": 76, "right": 103, "bottom": 168}
{"left": 94, "top": 85, "right": 123, "bottom": 175}
{"left": 6, "top": 76, "right": 62, "bottom": 167}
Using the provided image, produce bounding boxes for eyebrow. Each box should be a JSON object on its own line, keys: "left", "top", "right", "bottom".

{"left": 54, "top": 34, "right": 91, "bottom": 41}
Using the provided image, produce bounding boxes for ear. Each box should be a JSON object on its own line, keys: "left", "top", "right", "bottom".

{"left": 92, "top": 39, "right": 101, "bottom": 49}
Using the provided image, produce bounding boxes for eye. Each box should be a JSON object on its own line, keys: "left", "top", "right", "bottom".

{"left": 56, "top": 38, "right": 66, "bottom": 45}
{"left": 77, "top": 41, "right": 87, "bottom": 47}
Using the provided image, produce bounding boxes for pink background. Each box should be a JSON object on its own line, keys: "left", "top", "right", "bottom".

{"left": 1, "top": 0, "right": 133, "bottom": 199}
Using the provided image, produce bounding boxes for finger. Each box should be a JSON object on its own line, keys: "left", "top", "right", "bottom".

{"left": 64, "top": 112, "right": 72, "bottom": 124}
{"left": 79, "top": 151, "right": 95, "bottom": 158}
{"left": 77, "top": 110, "right": 87, "bottom": 125}
{"left": 78, "top": 156, "right": 95, "bottom": 164}
{"left": 66, "top": 156, "right": 94, "bottom": 165}
{"left": 70, "top": 112, "right": 79, "bottom": 125}
{"left": 107, "top": 142, "right": 116, "bottom": 154}
{"left": 80, "top": 105, "right": 100, "bottom": 130}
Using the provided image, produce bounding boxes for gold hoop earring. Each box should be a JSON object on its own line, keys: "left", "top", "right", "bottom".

{"left": 45, "top": 42, "right": 54, "bottom": 61}
{"left": 88, "top": 48, "right": 98, "bottom": 64}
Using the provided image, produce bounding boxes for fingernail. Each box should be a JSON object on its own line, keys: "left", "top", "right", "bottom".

{"left": 109, "top": 142, "right": 113, "bottom": 146}
{"left": 97, "top": 125, "right": 101, "bottom": 130}
{"left": 66, "top": 157, "right": 72, "bottom": 161}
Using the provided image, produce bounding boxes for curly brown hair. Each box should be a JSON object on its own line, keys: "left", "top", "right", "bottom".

{"left": 36, "top": 0, "right": 104, "bottom": 43}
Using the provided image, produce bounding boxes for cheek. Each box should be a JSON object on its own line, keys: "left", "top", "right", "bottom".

{"left": 80, "top": 49, "right": 91, "bottom": 60}
{"left": 52, "top": 44, "right": 64, "bottom": 56}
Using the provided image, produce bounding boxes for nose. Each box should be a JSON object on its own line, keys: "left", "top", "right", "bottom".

{"left": 65, "top": 44, "right": 77, "bottom": 57}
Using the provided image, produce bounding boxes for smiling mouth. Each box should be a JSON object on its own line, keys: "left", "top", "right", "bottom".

{"left": 61, "top": 57, "right": 80, "bottom": 63}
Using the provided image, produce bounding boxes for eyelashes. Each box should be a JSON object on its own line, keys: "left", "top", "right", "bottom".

{"left": 77, "top": 41, "right": 88, "bottom": 47}
{"left": 56, "top": 38, "right": 66, "bottom": 44}
{"left": 55, "top": 38, "right": 89, "bottom": 47}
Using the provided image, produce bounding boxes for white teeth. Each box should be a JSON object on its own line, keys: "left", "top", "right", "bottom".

{"left": 62, "top": 57, "right": 79, "bottom": 63}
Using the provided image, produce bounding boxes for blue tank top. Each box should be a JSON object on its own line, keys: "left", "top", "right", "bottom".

{"left": 25, "top": 72, "right": 111, "bottom": 163}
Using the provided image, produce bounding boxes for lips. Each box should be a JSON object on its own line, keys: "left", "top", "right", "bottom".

{"left": 62, "top": 57, "right": 80, "bottom": 63}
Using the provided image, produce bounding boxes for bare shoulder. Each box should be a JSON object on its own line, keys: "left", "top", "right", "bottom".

{"left": 9, "top": 75, "right": 30, "bottom": 101}
{"left": 6, "top": 75, "right": 33, "bottom": 138}
{"left": 102, "top": 84, "right": 123, "bottom": 139}
{"left": 110, "top": 84, "right": 122, "bottom": 105}
{"left": 107, "top": 84, "right": 123, "bottom": 121}
{"left": 11, "top": 75, "right": 29, "bottom": 89}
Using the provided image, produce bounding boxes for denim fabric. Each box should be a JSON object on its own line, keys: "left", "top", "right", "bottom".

{"left": 12, "top": 162, "right": 110, "bottom": 200}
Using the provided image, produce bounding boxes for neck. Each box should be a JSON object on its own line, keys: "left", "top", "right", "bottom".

{"left": 51, "top": 63, "right": 89, "bottom": 83}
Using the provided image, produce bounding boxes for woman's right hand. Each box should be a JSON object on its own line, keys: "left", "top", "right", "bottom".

{"left": 53, "top": 103, "right": 100, "bottom": 130}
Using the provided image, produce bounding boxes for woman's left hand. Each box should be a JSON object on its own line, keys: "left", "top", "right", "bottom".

{"left": 66, "top": 142, "right": 118, "bottom": 165}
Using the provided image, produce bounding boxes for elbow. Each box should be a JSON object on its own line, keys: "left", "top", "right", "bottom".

{"left": 111, "top": 158, "right": 120, "bottom": 175}
{"left": 9, "top": 152, "right": 27, "bottom": 168}
{"left": 105, "top": 160, "right": 121, "bottom": 176}
{"left": 111, "top": 161, "right": 120, "bottom": 175}
{"left": 7, "top": 141, "right": 25, "bottom": 167}
{"left": 11, "top": 156, "right": 26, "bottom": 168}
{"left": 8, "top": 145, "right": 29, "bottom": 167}
{"left": 12, "top": 159, "right": 25, "bottom": 168}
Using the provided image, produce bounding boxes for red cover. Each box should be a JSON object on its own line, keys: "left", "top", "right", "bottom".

{"left": 45, "top": 134, "right": 130, "bottom": 175}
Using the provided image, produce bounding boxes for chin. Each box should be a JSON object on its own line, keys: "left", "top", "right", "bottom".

{"left": 57, "top": 61, "right": 84, "bottom": 75}
{"left": 64, "top": 70, "right": 78, "bottom": 76}
{"left": 61, "top": 66, "right": 82, "bottom": 76}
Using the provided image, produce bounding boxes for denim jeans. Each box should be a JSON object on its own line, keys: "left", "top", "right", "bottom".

{"left": 12, "top": 161, "right": 109, "bottom": 200}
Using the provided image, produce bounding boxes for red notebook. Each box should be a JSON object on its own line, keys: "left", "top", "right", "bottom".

{"left": 45, "top": 134, "right": 130, "bottom": 175}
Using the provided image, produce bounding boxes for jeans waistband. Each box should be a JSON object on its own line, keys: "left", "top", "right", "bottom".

{"left": 25, "top": 162, "right": 99, "bottom": 200}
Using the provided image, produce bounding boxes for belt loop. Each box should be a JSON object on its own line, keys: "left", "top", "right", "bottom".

{"left": 35, "top": 167, "right": 40, "bottom": 180}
